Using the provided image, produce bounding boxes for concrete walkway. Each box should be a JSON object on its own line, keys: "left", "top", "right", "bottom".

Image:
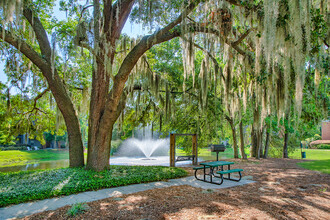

{"left": 0, "top": 176, "right": 254, "bottom": 220}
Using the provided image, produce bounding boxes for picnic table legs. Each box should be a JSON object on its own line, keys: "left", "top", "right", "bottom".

{"left": 208, "top": 166, "right": 223, "bottom": 185}
{"left": 203, "top": 166, "right": 206, "bottom": 181}
{"left": 195, "top": 166, "right": 223, "bottom": 185}
{"left": 228, "top": 164, "right": 230, "bottom": 180}
{"left": 195, "top": 163, "right": 241, "bottom": 185}
{"left": 210, "top": 164, "right": 241, "bottom": 183}
{"left": 220, "top": 171, "right": 242, "bottom": 182}
{"left": 194, "top": 169, "right": 204, "bottom": 181}
{"left": 201, "top": 166, "right": 223, "bottom": 185}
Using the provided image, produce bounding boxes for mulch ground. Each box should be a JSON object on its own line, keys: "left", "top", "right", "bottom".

{"left": 21, "top": 158, "right": 330, "bottom": 220}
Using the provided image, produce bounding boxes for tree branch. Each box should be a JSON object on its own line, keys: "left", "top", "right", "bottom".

{"left": 232, "top": 28, "right": 255, "bottom": 47}
{"left": 33, "top": 87, "right": 50, "bottom": 109}
{"left": 79, "top": 41, "right": 104, "bottom": 63}
{"left": 114, "top": 90, "right": 128, "bottom": 124}
{"left": 132, "top": 84, "right": 194, "bottom": 96}
{"left": 191, "top": 41, "right": 225, "bottom": 82}
{"left": 0, "top": 26, "right": 50, "bottom": 74}
{"left": 224, "top": 0, "right": 262, "bottom": 11}
{"left": 153, "top": 0, "right": 202, "bottom": 39}
{"left": 181, "top": 24, "right": 248, "bottom": 55}
{"left": 106, "top": 0, "right": 135, "bottom": 40}
{"left": 23, "top": 8, "right": 52, "bottom": 62}
{"left": 80, "top": 4, "right": 93, "bottom": 21}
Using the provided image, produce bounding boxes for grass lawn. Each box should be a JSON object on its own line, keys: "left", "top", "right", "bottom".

{"left": 289, "top": 149, "right": 330, "bottom": 160}
{"left": 0, "top": 165, "right": 187, "bottom": 207}
{"left": 296, "top": 159, "right": 330, "bottom": 174}
{"left": 289, "top": 149, "right": 330, "bottom": 174}
{"left": 0, "top": 140, "right": 122, "bottom": 168}
{"left": 0, "top": 149, "right": 69, "bottom": 167}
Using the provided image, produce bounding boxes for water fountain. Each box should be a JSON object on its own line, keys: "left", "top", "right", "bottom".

{"left": 116, "top": 138, "right": 169, "bottom": 158}
{"left": 110, "top": 125, "right": 172, "bottom": 166}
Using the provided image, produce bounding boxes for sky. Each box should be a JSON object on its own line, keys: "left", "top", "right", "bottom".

{"left": 0, "top": 63, "right": 5, "bottom": 84}
{"left": 0, "top": 1, "right": 146, "bottom": 85}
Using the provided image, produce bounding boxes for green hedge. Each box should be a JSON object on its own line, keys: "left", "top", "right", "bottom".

{"left": 0, "top": 166, "right": 187, "bottom": 207}
{"left": 0, "top": 146, "right": 27, "bottom": 151}
{"left": 310, "top": 144, "right": 330, "bottom": 149}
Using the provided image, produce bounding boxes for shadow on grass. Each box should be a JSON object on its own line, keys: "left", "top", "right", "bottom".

{"left": 297, "top": 159, "right": 330, "bottom": 174}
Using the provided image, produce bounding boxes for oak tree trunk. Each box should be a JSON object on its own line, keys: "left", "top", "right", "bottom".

{"left": 231, "top": 125, "right": 239, "bottom": 158}
{"left": 283, "top": 102, "right": 291, "bottom": 159}
{"left": 226, "top": 116, "right": 239, "bottom": 158}
{"left": 283, "top": 131, "right": 289, "bottom": 158}
{"left": 250, "top": 106, "right": 262, "bottom": 158}
{"left": 263, "top": 128, "right": 270, "bottom": 159}
{"left": 239, "top": 121, "right": 247, "bottom": 159}
{"left": 49, "top": 72, "right": 84, "bottom": 167}
{"left": 250, "top": 126, "right": 258, "bottom": 157}
{"left": 257, "top": 128, "right": 264, "bottom": 159}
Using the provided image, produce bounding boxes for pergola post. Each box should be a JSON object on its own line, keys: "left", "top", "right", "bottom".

{"left": 192, "top": 134, "right": 198, "bottom": 165}
{"left": 170, "top": 133, "right": 175, "bottom": 167}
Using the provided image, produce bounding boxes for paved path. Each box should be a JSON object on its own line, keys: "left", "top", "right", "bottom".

{"left": 0, "top": 176, "right": 254, "bottom": 220}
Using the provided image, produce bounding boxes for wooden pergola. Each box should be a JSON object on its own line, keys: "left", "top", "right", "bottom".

{"left": 170, "top": 133, "right": 198, "bottom": 167}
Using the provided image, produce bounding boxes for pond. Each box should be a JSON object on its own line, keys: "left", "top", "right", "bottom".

{"left": 0, "top": 154, "right": 228, "bottom": 173}
{"left": 0, "top": 160, "right": 70, "bottom": 173}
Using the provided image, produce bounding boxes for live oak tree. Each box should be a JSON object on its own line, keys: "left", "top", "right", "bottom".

{"left": 0, "top": 0, "right": 328, "bottom": 170}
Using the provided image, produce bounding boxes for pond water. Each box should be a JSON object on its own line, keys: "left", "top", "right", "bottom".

{"left": 0, "top": 154, "right": 228, "bottom": 173}
{"left": 0, "top": 160, "right": 70, "bottom": 173}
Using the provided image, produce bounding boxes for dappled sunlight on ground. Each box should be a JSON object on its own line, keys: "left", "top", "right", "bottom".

{"left": 21, "top": 159, "right": 330, "bottom": 220}
{"left": 52, "top": 176, "right": 72, "bottom": 193}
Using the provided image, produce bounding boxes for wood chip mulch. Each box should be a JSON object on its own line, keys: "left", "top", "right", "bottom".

{"left": 21, "top": 158, "right": 330, "bottom": 220}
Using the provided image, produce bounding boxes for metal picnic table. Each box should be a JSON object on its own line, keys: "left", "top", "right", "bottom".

{"left": 194, "top": 161, "right": 243, "bottom": 185}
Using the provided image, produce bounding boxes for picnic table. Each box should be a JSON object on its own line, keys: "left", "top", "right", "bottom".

{"left": 193, "top": 161, "right": 243, "bottom": 185}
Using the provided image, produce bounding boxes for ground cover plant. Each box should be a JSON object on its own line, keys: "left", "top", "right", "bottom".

{"left": 0, "top": 166, "right": 187, "bottom": 207}
{"left": 0, "top": 150, "right": 69, "bottom": 167}
{"left": 66, "top": 203, "right": 90, "bottom": 217}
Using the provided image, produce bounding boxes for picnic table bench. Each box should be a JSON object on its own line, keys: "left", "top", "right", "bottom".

{"left": 176, "top": 155, "right": 195, "bottom": 162}
{"left": 193, "top": 161, "right": 243, "bottom": 185}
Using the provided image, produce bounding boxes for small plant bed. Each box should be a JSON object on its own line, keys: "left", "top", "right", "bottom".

{"left": 66, "top": 203, "right": 90, "bottom": 217}
{"left": 0, "top": 165, "right": 187, "bottom": 207}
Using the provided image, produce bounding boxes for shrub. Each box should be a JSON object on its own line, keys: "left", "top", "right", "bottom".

{"left": 313, "top": 144, "right": 330, "bottom": 149}
{"left": 0, "top": 146, "right": 27, "bottom": 151}
{"left": 313, "top": 134, "right": 322, "bottom": 141}
{"left": 67, "top": 203, "right": 89, "bottom": 217}
{"left": 0, "top": 165, "right": 187, "bottom": 207}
